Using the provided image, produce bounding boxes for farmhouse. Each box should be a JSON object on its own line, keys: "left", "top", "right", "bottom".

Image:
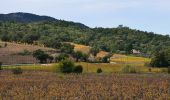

{"left": 132, "top": 49, "right": 141, "bottom": 54}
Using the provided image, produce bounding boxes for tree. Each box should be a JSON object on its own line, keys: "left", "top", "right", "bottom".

{"left": 101, "top": 56, "right": 109, "bottom": 63}
{"left": 48, "top": 56, "right": 54, "bottom": 63}
{"left": 33, "top": 49, "right": 50, "bottom": 63}
{"left": 150, "top": 51, "right": 169, "bottom": 67}
{"left": 55, "top": 53, "right": 69, "bottom": 62}
{"left": 1, "top": 33, "right": 10, "bottom": 41}
{"left": 90, "top": 47, "right": 99, "bottom": 56}
{"left": 73, "top": 51, "right": 84, "bottom": 62}
{"left": 125, "top": 43, "right": 133, "bottom": 54}
{"left": 82, "top": 53, "right": 89, "bottom": 62}
{"left": 60, "top": 43, "right": 74, "bottom": 54}
{"left": 58, "top": 60, "right": 75, "bottom": 73}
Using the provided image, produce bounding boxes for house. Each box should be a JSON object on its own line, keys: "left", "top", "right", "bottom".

{"left": 132, "top": 49, "right": 141, "bottom": 54}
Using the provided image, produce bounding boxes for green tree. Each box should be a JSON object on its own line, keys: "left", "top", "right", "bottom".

{"left": 59, "top": 60, "right": 75, "bottom": 73}
{"left": 150, "top": 51, "right": 169, "bottom": 67}
{"left": 101, "top": 56, "right": 109, "bottom": 63}
{"left": 90, "top": 47, "right": 99, "bottom": 56}
{"left": 33, "top": 49, "right": 50, "bottom": 63}
{"left": 60, "top": 43, "right": 74, "bottom": 54}
{"left": 73, "top": 51, "right": 84, "bottom": 62}
{"left": 55, "top": 53, "right": 69, "bottom": 62}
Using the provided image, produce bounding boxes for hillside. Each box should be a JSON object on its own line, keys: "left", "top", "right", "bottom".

{"left": 0, "top": 42, "right": 57, "bottom": 65}
{"left": 0, "top": 12, "right": 170, "bottom": 56}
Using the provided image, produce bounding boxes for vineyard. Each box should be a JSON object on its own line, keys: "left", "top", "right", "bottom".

{"left": 0, "top": 71, "right": 169, "bottom": 99}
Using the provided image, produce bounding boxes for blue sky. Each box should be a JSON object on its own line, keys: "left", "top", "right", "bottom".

{"left": 0, "top": 0, "right": 170, "bottom": 35}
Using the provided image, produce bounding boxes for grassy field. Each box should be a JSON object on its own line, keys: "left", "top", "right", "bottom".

{"left": 110, "top": 54, "right": 151, "bottom": 66}
{"left": 0, "top": 71, "right": 169, "bottom": 99}
{"left": 3, "top": 62, "right": 168, "bottom": 74}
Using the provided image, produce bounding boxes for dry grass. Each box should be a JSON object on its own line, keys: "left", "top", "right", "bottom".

{"left": 111, "top": 54, "right": 151, "bottom": 65}
{"left": 72, "top": 43, "right": 91, "bottom": 54}
{"left": 0, "top": 42, "right": 57, "bottom": 65}
{"left": 0, "top": 71, "right": 169, "bottom": 99}
{"left": 96, "top": 51, "right": 109, "bottom": 58}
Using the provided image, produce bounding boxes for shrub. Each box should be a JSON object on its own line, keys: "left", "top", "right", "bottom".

{"left": 4, "top": 43, "right": 7, "bottom": 47}
{"left": 12, "top": 67, "right": 23, "bottom": 75}
{"left": 97, "top": 68, "right": 102, "bottom": 73}
{"left": 73, "top": 65, "right": 83, "bottom": 73}
{"left": 58, "top": 60, "right": 75, "bottom": 73}
{"left": 168, "top": 66, "right": 170, "bottom": 74}
{"left": 144, "top": 62, "right": 151, "bottom": 67}
{"left": 148, "top": 68, "right": 152, "bottom": 72}
{"left": 101, "top": 56, "right": 109, "bottom": 63}
{"left": 122, "top": 65, "right": 139, "bottom": 73}
{"left": 0, "top": 62, "right": 2, "bottom": 70}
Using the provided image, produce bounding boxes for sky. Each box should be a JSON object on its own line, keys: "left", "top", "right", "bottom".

{"left": 0, "top": 0, "right": 170, "bottom": 35}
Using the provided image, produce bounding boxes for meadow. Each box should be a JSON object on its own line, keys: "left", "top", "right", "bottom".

{"left": 3, "top": 62, "right": 168, "bottom": 74}
{"left": 0, "top": 71, "right": 169, "bottom": 99}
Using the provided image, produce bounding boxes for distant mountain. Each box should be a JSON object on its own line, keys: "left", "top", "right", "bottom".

{"left": 0, "top": 12, "right": 56, "bottom": 23}
{"left": 0, "top": 12, "right": 88, "bottom": 29}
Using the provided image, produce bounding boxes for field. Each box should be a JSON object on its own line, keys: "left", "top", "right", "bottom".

{"left": 111, "top": 54, "right": 150, "bottom": 63}
{"left": 0, "top": 42, "right": 169, "bottom": 99}
{"left": 0, "top": 71, "right": 169, "bottom": 99}
{"left": 0, "top": 42, "right": 57, "bottom": 65}
{"left": 3, "top": 62, "right": 167, "bottom": 73}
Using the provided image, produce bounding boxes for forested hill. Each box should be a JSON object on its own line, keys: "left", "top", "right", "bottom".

{"left": 0, "top": 12, "right": 170, "bottom": 55}
{"left": 0, "top": 12, "right": 88, "bottom": 29}
{"left": 0, "top": 12, "right": 56, "bottom": 23}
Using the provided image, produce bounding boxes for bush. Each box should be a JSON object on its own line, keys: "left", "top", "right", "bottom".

{"left": 122, "top": 65, "right": 139, "bottom": 73}
{"left": 59, "top": 60, "right": 75, "bottom": 73}
{"left": 12, "top": 67, "right": 23, "bottom": 75}
{"left": 168, "top": 66, "right": 170, "bottom": 74}
{"left": 4, "top": 43, "right": 7, "bottom": 47}
{"left": 97, "top": 68, "right": 102, "bottom": 73}
{"left": 148, "top": 68, "right": 152, "bottom": 72}
{"left": 0, "top": 62, "right": 2, "bottom": 70}
{"left": 73, "top": 65, "right": 83, "bottom": 73}
{"left": 144, "top": 62, "right": 151, "bottom": 67}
